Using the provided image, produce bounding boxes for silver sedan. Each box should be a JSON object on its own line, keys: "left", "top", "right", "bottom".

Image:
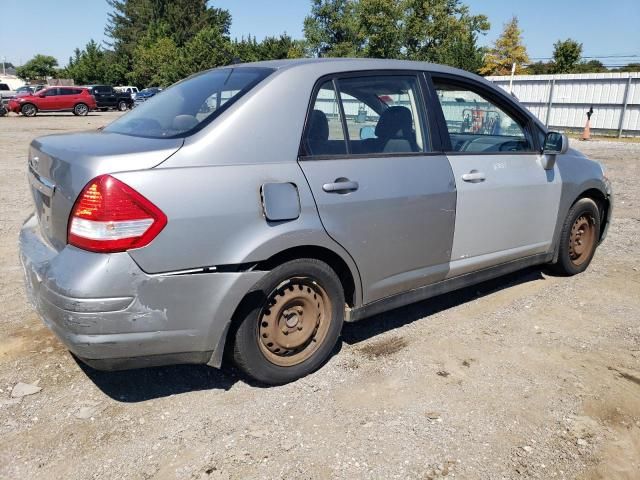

{"left": 20, "top": 59, "right": 612, "bottom": 385}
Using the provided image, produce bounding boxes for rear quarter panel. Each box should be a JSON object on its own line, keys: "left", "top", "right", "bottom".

{"left": 119, "top": 163, "right": 363, "bottom": 304}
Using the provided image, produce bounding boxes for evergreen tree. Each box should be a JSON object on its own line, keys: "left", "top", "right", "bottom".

{"left": 480, "top": 16, "right": 529, "bottom": 75}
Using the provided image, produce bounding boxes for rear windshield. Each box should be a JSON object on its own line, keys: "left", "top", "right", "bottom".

{"left": 104, "top": 67, "right": 273, "bottom": 138}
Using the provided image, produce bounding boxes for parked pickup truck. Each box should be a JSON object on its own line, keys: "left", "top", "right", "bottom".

{"left": 85, "top": 85, "right": 133, "bottom": 111}
{"left": 0, "top": 83, "right": 17, "bottom": 105}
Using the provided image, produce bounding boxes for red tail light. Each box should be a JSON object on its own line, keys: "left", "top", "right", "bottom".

{"left": 68, "top": 175, "right": 167, "bottom": 253}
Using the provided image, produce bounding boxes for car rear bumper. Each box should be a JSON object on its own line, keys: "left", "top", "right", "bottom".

{"left": 19, "top": 214, "right": 265, "bottom": 370}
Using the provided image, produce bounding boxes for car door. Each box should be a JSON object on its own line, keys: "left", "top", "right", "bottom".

{"left": 298, "top": 72, "right": 457, "bottom": 304}
{"left": 38, "top": 88, "right": 60, "bottom": 111}
{"left": 103, "top": 87, "right": 117, "bottom": 107}
{"left": 430, "top": 75, "right": 561, "bottom": 277}
{"left": 57, "top": 87, "right": 75, "bottom": 110}
{"left": 92, "top": 86, "right": 109, "bottom": 107}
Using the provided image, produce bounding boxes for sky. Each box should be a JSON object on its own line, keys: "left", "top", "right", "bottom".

{"left": 1, "top": 0, "right": 639, "bottom": 68}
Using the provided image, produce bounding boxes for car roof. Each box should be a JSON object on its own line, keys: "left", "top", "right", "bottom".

{"left": 234, "top": 57, "right": 481, "bottom": 80}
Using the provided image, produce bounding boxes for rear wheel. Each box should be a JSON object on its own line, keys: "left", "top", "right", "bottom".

{"left": 117, "top": 100, "right": 128, "bottom": 111}
{"left": 552, "top": 197, "right": 601, "bottom": 275}
{"left": 74, "top": 103, "right": 89, "bottom": 116}
{"left": 232, "top": 259, "right": 344, "bottom": 385}
{"left": 21, "top": 103, "right": 37, "bottom": 117}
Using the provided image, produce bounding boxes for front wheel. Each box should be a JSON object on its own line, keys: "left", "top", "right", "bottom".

{"left": 117, "top": 100, "right": 128, "bottom": 111}
{"left": 232, "top": 259, "right": 345, "bottom": 385}
{"left": 21, "top": 103, "right": 37, "bottom": 117}
{"left": 73, "top": 103, "right": 89, "bottom": 116}
{"left": 552, "top": 197, "right": 601, "bottom": 275}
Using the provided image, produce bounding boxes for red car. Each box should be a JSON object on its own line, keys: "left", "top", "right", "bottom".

{"left": 8, "top": 87, "right": 97, "bottom": 117}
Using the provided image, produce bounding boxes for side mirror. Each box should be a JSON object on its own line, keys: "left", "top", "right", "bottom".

{"left": 542, "top": 131, "right": 569, "bottom": 155}
{"left": 359, "top": 125, "right": 376, "bottom": 140}
{"left": 38, "top": 93, "right": 45, "bottom": 98}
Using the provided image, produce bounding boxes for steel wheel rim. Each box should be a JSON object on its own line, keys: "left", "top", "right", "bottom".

{"left": 76, "top": 105, "right": 88, "bottom": 115}
{"left": 257, "top": 277, "right": 332, "bottom": 367}
{"left": 569, "top": 214, "right": 596, "bottom": 266}
{"left": 119, "top": 102, "right": 126, "bottom": 111}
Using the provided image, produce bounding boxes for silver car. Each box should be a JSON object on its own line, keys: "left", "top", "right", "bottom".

{"left": 20, "top": 59, "right": 612, "bottom": 385}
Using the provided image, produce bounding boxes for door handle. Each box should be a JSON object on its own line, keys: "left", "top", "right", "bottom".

{"left": 322, "top": 178, "right": 359, "bottom": 193}
{"left": 461, "top": 171, "right": 486, "bottom": 183}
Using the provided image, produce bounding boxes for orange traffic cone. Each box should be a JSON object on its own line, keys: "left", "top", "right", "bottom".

{"left": 581, "top": 107, "right": 593, "bottom": 141}
{"left": 581, "top": 119, "right": 591, "bottom": 141}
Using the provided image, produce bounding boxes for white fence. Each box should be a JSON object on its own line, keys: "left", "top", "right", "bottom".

{"left": 487, "top": 72, "right": 640, "bottom": 137}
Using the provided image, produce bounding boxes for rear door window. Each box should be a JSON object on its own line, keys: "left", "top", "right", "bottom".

{"left": 302, "top": 74, "right": 428, "bottom": 157}
{"left": 337, "top": 75, "right": 426, "bottom": 154}
{"left": 303, "top": 81, "right": 347, "bottom": 156}
{"left": 59, "top": 88, "right": 80, "bottom": 95}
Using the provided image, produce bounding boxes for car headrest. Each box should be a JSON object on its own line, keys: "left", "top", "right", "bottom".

{"left": 308, "top": 109, "right": 329, "bottom": 142}
{"left": 375, "top": 106, "right": 414, "bottom": 139}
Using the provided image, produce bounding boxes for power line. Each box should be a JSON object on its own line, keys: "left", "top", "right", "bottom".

{"left": 530, "top": 54, "right": 640, "bottom": 61}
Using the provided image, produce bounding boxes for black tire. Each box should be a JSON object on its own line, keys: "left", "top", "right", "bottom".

{"left": 21, "top": 103, "right": 37, "bottom": 117}
{"left": 74, "top": 103, "right": 89, "bottom": 116}
{"left": 117, "top": 101, "right": 128, "bottom": 111}
{"left": 232, "top": 258, "right": 345, "bottom": 385}
{"left": 552, "top": 197, "right": 601, "bottom": 276}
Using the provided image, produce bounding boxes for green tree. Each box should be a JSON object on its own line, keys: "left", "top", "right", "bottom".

{"left": 15, "top": 54, "right": 59, "bottom": 81}
{"left": 62, "top": 40, "right": 109, "bottom": 84}
{"left": 524, "top": 61, "right": 551, "bottom": 75}
{"left": 480, "top": 16, "right": 529, "bottom": 75}
{"left": 233, "top": 36, "right": 262, "bottom": 63}
{"left": 572, "top": 59, "right": 607, "bottom": 74}
{"left": 551, "top": 38, "right": 582, "bottom": 73}
{"left": 403, "top": 0, "right": 490, "bottom": 68}
{"left": 612, "top": 63, "right": 640, "bottom": 72}
{"left": 286, "top": 39, "right": 308, "bottom": 59}
{"left": 105, "top": 0, "right": 233, "bottom": 86}
{"left": 179, "top": 26, "right": 236, "bottom": 78}
{"left": 436, "top": 31, "right": 486, "bottom": 73}
{"left": 303, "top": 0, "right": 362, "bottom": 57}
{"left": 128, "top": 36, "right": 181, "bottom": 87}
{"left": 357, "top": 0, "right": 404, "bottom": 58}
{"left": 259, "top": 34, "right": 304, "bottom": 60}
{"left": 303, "top": 0, "right": 489, "bottom": 72}
{"left": 106, "top": 0, "right": 230, "bottom": 52}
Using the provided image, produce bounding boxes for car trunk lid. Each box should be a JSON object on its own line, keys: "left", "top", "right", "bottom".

{"left": 28, "top": 131, "right": 183, "bottom": 251}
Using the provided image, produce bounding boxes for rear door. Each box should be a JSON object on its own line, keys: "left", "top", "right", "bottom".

{"left": 103, "top": 86, "right": 117, "bottom": 107}
{"left": 58, "top": 87, "right": 79, "bottom": 109}
{"left": 430, "top": 75, "right": 561, "bottom": 277}
{"left": 298, "top": 72, "right": 456, "bottom": 304}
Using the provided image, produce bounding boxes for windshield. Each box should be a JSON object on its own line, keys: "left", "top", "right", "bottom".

{"left": 104, "top": 67, "right": 273, "bottom": 138}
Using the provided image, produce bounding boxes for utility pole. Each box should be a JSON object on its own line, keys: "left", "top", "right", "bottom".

{"left": 508, "top": 62, "right": 516, "bottom": 94}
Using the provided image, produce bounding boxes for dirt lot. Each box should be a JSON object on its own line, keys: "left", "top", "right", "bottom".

{"left": 1, "top": 112, "right": 639, "bottom": 480}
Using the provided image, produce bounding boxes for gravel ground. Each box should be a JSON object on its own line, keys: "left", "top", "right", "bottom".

{"left": 1, "top": 112, "right": 639, "bottom": 480}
